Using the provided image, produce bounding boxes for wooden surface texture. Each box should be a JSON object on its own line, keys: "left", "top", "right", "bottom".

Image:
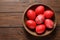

{"left": 0, "top": 0, "right": 60, "bottom": 40}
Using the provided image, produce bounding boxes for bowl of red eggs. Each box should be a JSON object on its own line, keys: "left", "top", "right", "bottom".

{"left": 23, "top": 3, "right": 56, "bottom": 37}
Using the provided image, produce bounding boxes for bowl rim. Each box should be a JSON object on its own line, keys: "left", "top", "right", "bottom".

{"left": 23, "top": 3, "right": 57, "bottom": 37}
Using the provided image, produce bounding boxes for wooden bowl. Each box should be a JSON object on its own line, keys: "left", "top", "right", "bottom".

{"left": 23, "top": 3, "right": 56, "bottom": 37}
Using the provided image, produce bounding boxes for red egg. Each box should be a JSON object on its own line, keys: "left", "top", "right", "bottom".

{"left": 36, "top": 24, "right": 46, "bottom": 34}
{"left": 26, "top": 20, "right": 36, "bottom": 29}
{"left": 45, "top": 19, "right": 54, "bottom": 29}
{"left": 35, "top": 14, "right": 45, "bottom": 24}
{"left": 44, "top": 10, "right": 54, "bottom": 18}
{"left": 35, "top": 6, "right": 45, "bottom": 15}
{"left": 27, "top": 10, "right": 36, "bottom": 20}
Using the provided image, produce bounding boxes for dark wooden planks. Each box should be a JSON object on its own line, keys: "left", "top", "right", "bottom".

{"left": 0, "top": 12, "right": 59, "bottom": 27}
{"left": 0, "top": 28, "right": 27, "bottom": 40}
{"left": 0, "top": 27, "right": 59, "bottom": 40}
{"left": 0, "top": 0, "right": 60, "bottom": 40}
{"left": 0, "top": 0, "right": 60, "bottom": 12}
{"left": 0, "top": 0, "right": 19, "bottom": 2}
{"left": 0, "top": 0, "right": 60, "bottom": 27}
{"left": 0, "top": 0, "right": 30, "bottom": 2}
{"left": 0, "top": 13, "right": 23, "bottom": 27}
{"left": 0, "top": 0, "right": 30, "bottom": 12}
{"left": 0, "top": 2, "right": 28, "bottom": 12}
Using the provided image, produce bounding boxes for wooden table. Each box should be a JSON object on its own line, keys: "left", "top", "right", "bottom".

{"left": 0, "top": 0, "right": 60, "bottom": 40}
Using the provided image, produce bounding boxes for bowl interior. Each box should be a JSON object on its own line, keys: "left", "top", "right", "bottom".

{"left": 23, "top": 4, "right": 56, "bottom": 36}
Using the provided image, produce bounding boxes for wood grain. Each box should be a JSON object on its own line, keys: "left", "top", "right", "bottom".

{"left": 0, "top": 12, "right": 60, "bottom": 27}
{"left": 0, "top": 0, "right": 60, "bottom": 40}
{"left": 0, "top": 27, "right": 59, "bottom": 40}
{"left": 0, "top": 0, "right": 60, "bottom": 12}
{"left": 0, "top": 13, "right": 23, "bottom": 27}
{"left": 0, "top": 28, "right": 27, "bottom": 40}
{"left": 0, "top": 13, "right": 60, "bottom": 27}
